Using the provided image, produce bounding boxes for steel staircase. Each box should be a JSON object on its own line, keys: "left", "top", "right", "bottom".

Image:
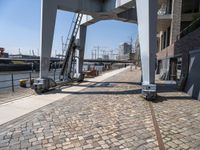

{"left": 60, "top": 13, "right": 83, "bottom": 81}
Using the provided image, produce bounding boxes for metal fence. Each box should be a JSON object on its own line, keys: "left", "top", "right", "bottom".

{"left": 0, "top": 71, "right": 38, "bottom": 92}
{"left": 0, "top": 69, "right": 61, "bottom": 92}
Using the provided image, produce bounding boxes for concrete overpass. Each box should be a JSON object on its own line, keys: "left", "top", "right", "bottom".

{"left": 37, "top": 0, "right": 157, "bottom": 99}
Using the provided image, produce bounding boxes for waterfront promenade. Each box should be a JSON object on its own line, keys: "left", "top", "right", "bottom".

{"left": 0, "top": 68, "right": 200, "bottom": 150}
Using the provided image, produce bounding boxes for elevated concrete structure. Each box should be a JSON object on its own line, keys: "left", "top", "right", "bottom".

{"left": 37, "top": 0, "right": 157, "bottom": 99}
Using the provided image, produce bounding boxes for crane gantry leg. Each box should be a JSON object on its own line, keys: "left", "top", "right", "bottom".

{"left": 34, "top": 0, "right": 57, "bottom": 93}
{"left": 34, "top": 0, "right": 157, "bottom": 99}
{"left": 136, "top": 0, "right": 157, "bottom": 99}
{"left": 78, "top": 25, "right": 87, "bottom": 81}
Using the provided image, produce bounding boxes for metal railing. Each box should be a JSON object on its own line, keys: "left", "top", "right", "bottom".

{"left": 0, "top": 69, "right": 61, "bottom": 92}
{"left": 177, "top": 17, "right": 200, "bottom": 40}
{"left": 0, "top": 71, "right": 38, "bottom": 92}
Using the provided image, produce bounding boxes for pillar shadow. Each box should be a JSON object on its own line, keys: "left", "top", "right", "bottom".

{"left": 156, "top": 83, "right": 177, "bottom": 93}
{"left": 45, "top": 80, "right": 195, "bottom": 102}
{"left": 52, "top": 88, "right": 141, "bottom": 95}
{"left": 151, "top": 83, "right": 196, "bottom": 103}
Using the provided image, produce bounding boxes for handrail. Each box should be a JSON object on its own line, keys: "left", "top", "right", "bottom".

{"left": 177, "top": 17, "right": 200, "bottom": 40}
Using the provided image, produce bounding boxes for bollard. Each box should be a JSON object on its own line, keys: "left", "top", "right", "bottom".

{"left": 11, "top": 73, "right": 14, "bottom": 92}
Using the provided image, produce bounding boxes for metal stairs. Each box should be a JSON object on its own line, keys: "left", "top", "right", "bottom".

{"left": 60, "top": 13, "right": 83, "bottom": 81}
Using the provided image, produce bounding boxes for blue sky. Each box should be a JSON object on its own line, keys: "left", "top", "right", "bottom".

{"left": 0, "top": 0, "right": 138, "bottom": 58}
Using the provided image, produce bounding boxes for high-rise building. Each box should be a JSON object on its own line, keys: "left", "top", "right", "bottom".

{"left": 118, "top": 42, "right": 132, "bottom": 60}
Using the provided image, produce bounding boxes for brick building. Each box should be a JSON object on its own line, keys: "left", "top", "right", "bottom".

{"left": 156, "top": 0, "right": 200, "bottom": 99}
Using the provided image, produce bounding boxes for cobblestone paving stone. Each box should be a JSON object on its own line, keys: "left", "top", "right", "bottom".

{"left": 0, "top": 69, "right": 159, "bottom": 150}
{"left": 152, "top": 80, "right": 200, "bottom": 150}
{"left": 0, "top": 68, "right": 200, "bottom": 150}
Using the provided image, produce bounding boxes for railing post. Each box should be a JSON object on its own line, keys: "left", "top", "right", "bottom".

{"left": 54, "top": 66, "right": 56, "bottom": 81}
{"left": 11, "top": 73, "right": 14, "bottom": 92}
{"left": 29, "top": 72, "right": 32, "bottom": 87}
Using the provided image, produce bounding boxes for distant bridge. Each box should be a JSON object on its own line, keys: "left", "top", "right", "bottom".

{"left": 0, "top": 58, "right": 132, "bottom": 64}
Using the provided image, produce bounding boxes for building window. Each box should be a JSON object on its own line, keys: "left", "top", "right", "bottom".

{"left": 167, "top": 0, "right": 172, "bottom": 14}
{"left": 193, "top": 0, "right": 200, "bottom": 12}
{"left": 167, "top": 26, "right": 171, "bottom": 47}
{"left": 163, "top": 32, "right": 167, "bottom": 49}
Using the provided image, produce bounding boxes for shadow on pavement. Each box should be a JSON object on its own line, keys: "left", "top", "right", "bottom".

{"left": 45, "top": 80, "right": 195, "bottom": 102}
{"left": 152, "top": 95, "right": 195, "bottom": 103}
{"left": 152, "top": 83, "right": 195, "bottom": 103}
{"left": 156, "top": 83, "right": 177, "bottom": 93}
{"left": 52, "top": 89, "right": 141, "bottom": 95}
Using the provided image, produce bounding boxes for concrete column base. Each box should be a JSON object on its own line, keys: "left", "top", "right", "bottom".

{"left": 77, "top": 73, "right": 85, "bottom": 82}
{"left": 142, "top": 84, "right": 157, "bottom": 100}
{"left": 33, "top": 78, "right": 57, "bottom": 94}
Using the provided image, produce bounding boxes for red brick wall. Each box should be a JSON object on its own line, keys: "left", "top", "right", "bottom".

{"left": 157, "top": 44, "right": 175, "bottom": 60}
{"left": 157, "top": 27, "right": 200, "bottom": 60}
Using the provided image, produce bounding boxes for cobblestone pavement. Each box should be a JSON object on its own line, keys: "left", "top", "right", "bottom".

{"left": 152, "top": 79, "right": 200, "bottom": 150}
{"left": 0, "top": 68, "right": 200, "bottom": 150}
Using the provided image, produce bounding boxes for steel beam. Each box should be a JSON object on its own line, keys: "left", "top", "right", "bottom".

{"left": 117, "top": 8, "right": 137, "bottom": 23}
{"left": 78, "top": 25, "right": 87, "bottom": 81}
{"left": 40, "top": 0, "right": 57, "bottom": 78}
{"left": 34, "top": 0, "right": 57, "bottom": 93}
{"left": 57, "top": 0, "right": 102, "bottom": 14}
{"left": 136, "top": 0, "right": 157, "bottom": 99}
{"left": 36, "top": 0, "right": 158, "bottom": 97}
{"left": 57, "top": 0, "right": 135, "bottom": 15}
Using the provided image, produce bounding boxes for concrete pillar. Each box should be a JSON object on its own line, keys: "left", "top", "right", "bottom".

{"left": 136, "top": 0, "right": 157, "bottom": 99}
{"left": 78, "top": 25, "right": 87, "bottom": 80}
{"left": 40, "top": 0, "right": 57, "bottom": 78}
